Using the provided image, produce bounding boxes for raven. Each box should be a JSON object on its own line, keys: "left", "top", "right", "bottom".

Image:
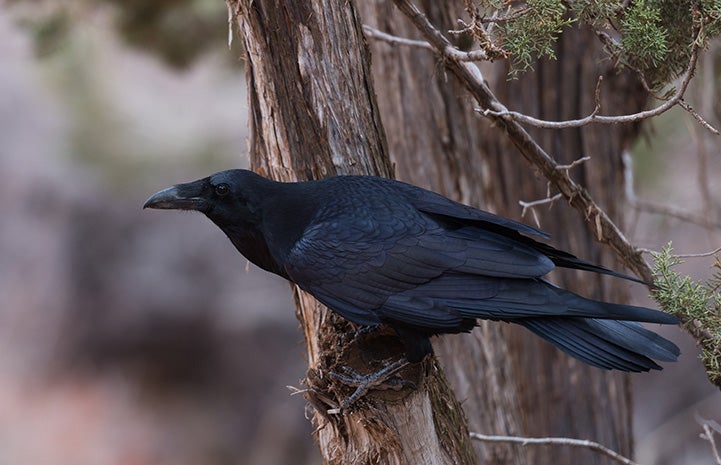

{"left": 144, "top": 169, "right": 679, "bottom": 373}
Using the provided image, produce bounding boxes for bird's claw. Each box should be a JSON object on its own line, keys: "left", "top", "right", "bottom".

{"left": 326, "top": 358, "right": 411, "bottom": 414}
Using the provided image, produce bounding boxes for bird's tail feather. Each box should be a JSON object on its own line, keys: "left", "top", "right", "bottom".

{"left": 449, "top": 276, "right": 678, "bottom": 324}
{"left": 518, "top": 317, "right": 680, "bottom": 371}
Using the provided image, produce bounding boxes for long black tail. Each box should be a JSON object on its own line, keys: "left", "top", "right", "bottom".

{"left": 518, "top": 317, "right": 680, "bottom": 371}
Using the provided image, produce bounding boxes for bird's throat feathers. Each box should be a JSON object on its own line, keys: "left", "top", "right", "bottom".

{"left": 207, "top": 179, "right": 321, "bottom": 279}
{"left": 219, "top": 221, "right": 288, "bottom": 278}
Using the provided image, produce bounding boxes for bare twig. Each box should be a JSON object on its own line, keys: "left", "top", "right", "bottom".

{"left": 680, "top": 100, "right": 721, "bottom": 135}
{"left": 520, "top": 158, "right": 589, "bottom": 225}
{"left": 676, "top": 246, "right": 721, "bottom": 259}
{"left": 700, "top": 417, "right": 721, "bottom": 435}
{"left": 519, "top": 193, "right": 562, "bottom": 226}
{"left": 638, "top": 245, "right": 721, "bottom": 259}
{"left": 704, "top": 424, "right": 721, "bottom": 465}
{"left": 363, "top": 25, "right": 433, "bottom": 51}
{"left": 469, "top": 432, "right": 640, "bottom": 465}
{"left": 673, "top": 246, "right": 721, "bottom": 259}
{"left": 557, "top": 156, "right": 591, "bottom": 171}
{"left": 362, "top": 25, "right": 490, "bottom": 62}
{"left": 480, "top": 31, "right": 696, "bottom": 128}
{"left": 697, "top": 416, "right": 721, "bottom": 465}
{"left": 286, "top": 385, "right": 307, "bottom": 396}
{"left": 478, "top": 27, "right": 709, "bottom": 131}
{"left": 519, "top": 193, "right": 562, "bottom": 212}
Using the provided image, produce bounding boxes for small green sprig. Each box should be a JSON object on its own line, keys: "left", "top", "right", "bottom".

{"left": 652, "top": 243, "right": 721, "bottom": 387}
{"left": 499, "top": 0, "right": 575, "bottom": 75}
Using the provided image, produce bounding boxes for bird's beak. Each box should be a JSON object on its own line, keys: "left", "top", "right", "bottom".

{"left": 143, "top": 180, "right": 207, "bottom": 211}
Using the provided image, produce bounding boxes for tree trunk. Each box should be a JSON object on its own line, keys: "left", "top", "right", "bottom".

{"left": 358, "top": 2, "right": 644, "bottom": 464}
{"left": 229, "top": 0, "right": 477, "bottom": 464}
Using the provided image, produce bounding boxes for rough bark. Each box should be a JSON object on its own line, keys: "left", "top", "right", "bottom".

{"left": 229, "top": 0, "right": 477, "bottom": 464}
{"left": 358, "top": 2, "right": 644, "bottom": 464}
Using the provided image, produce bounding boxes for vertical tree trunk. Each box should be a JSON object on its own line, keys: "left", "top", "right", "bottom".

{"left": 358, "top": 2, "right": 644, "bottom": 464}
{"left": 229, "top": 1, "right": 477, "bottom": 463}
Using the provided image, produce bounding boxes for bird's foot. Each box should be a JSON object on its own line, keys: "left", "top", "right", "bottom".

{"left": 327, "top": 358, "right": 413, "bottom": 414}
{"left": 337, "top": 324, "right": 383, "bottom": 350}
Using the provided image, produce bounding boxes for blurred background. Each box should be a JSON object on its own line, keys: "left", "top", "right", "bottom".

{"left": 0, "top": 1, "right": 719, "bottom": 464}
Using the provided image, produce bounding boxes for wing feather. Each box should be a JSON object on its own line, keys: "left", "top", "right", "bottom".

{"left": 284, "top": 207, "right": 555, "bottom": 327}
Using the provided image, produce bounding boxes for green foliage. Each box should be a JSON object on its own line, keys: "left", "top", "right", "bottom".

{"left": 652, "top": 243, "right": 721, "bottom": 387}
{"left": 620, "top": 1, "right": 669, "bottom": 69}
{"left": 569, "top": 0, "right": 618, "bottom": 29}
{"left": 471, "top": 0, "right": 721, "bottom": 86}
{"left": 497, "top": 0, "right": 575, "bottom": 75}
{"left": 617, "top": 0, "right": 704, "bottom": 89}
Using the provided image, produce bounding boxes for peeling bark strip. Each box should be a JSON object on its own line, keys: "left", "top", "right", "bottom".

{"left": 229, "top": 0, "right": 477, "bottom": 463}
{"left": 230, "top": 0, "right": 391, "bottom": 181}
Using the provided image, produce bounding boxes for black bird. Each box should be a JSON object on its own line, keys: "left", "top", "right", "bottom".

{"left": 144, "top": 169, "right": 679, "bottom": 373}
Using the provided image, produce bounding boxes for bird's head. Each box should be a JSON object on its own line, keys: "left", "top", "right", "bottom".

{"left": 145, "top": 169, "right": 292, "bottom": 276}
{"left": 143, "top": 169, "right": 268, "bottom": 232}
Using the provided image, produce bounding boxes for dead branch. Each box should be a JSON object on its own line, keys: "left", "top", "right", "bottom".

{"left": 479, "top": 36, "right": 704, "bottom": 130}
{"left": 637, "top": 245, "right": 721, "bottom": 259}
{"left": 679, "top": 246, "right": 721, "bottom": 258}
{"left": 363, "top": 25, "right": 490, "bottom": 62}
{"left": 698, "top": 417, "right": 721, "bottom": 465}
{"left": 679, "top": 100, "right": 720, "bottom": 135}
{"left": 519, "top": 193, "right": 562, "bottom": 227}
{"left": 557, "top": 156, "right": 591, "bottom": 171}
{"left": 363, "top": 25, "right": 434, "bottom": 52}
{"left": 470, "top": 432, "right": 640, "bottom": 465}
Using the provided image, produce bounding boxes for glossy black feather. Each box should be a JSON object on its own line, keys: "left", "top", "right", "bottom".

{"left": 144, "top": 169, "right": 680, "bottom": 369}
{"left": 519, "top": 318, "right": 680, "bottom": 371}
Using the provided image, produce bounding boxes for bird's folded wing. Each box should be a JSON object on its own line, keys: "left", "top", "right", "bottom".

{"left": 395, "top": 181, "right": 549, "bottom": 238}
{"left": 282, "top": 213, "right": 555, "bottom": 327}
{"left": 394, "top": 181, "right": 646, "bottom": 283}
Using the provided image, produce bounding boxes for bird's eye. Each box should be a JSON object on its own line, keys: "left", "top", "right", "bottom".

{"left": 215, "top": 183, "right": 230, "bottom": 197}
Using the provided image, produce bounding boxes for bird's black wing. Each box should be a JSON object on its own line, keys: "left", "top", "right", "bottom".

{"left": 282, "top": 182, "right": 674, "bottom": 345}
{"left": 283, "top": 206, "right": 674, "bottom": 332}
{"left": 392, "top": 180, "right": 550, "bottom": 238}
{"left": 396, "top": 180, "right": 646, "bottom": 283}
{"left": 282, "top": 203, "right": 555, "bottom": 329}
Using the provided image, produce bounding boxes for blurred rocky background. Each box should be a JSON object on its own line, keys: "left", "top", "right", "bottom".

{"left": 0, "top": 1, "right": 719, "bottom": 464}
